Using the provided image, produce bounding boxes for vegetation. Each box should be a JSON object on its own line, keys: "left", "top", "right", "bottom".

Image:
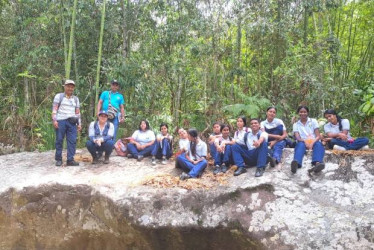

{"left": 0, "top": 0, "right": 373, "bottom": 150}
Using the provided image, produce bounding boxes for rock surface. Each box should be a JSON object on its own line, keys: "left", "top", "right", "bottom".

{"left": 0, "top": 148, "right": 374, "bottom": 249}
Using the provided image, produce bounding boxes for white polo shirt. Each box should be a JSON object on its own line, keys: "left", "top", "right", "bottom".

{"left": 53, "top": 94, "right": 80, "bottom": 121}
{"left": 234, "top": 127, "right": 251, "bottom": 145}
{"left": 293, "top": 118, "right": 319, "bottom": 140}
{"left": 179, "top": 138, "right": 189, "bottom": 151}
{"left": 131, "top": 130, "right": 156, "bottom": 145}
{"left": 245, "top": 131, "right": 268, "bottom": 150}
{"left": 261, "top": 118, "right": 286, "bottom": 131}
{"left": 186, "top": 139, "right": 207, "bottom": 160}
{"left": 324, "top": 119, "right": 352, "bottom": 139}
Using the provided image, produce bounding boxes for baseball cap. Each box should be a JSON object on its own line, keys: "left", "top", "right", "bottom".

{"left": 64, "top": 79, "right": 75, "bottom": 86}
{"left": 98, "top": 110, "right": 109, "bottom": 116}
{"left": 111, "top": 79, "right": 119, "bottom": 85}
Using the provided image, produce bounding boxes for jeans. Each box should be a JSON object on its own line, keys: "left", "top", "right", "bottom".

{"left": 176, "top": 153, "right": 207, "bottom": 178}
{"left": 293, "top": 141, "right": 325, "bottom": 167}
{"left": 55, "top": 119, "right": 77, "bottom": 162}
{"left": 86, "top": 140, "right": 114, "bottom": 158}
{"left": 109, "top": 117, "right": 119, "bottom": 141}
{"left": 329, "top": 137, "right": 369, "bottom": 150}
{"left": 127, "top": 143, "right": 155, "bottom": 157}
{"left": 270, "top": 140, "right": 286, "bottom": 163}
{"left": 213, "top": 145, "right": 233, "bottom": 166}
{"left": 151, "top": 138, "right": 172, "bottom": 159}
{"left": 232, "top": 142, "right": 268, "bottom": 169}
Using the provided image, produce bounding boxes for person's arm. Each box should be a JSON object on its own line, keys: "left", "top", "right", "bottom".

{"left": 97, "top": 99, "right": 103, "bottom": 116}
{"left": 52, "top": 95, "right": 60, "bottom": 129}
{"left": 88, "top": 123, "right": 96, "bottom": 142}
{"left": 120, "top": 104, "right": 125, "bottom": 122}
{"left": 294, "top": 132, "right": 304, "bottom": 142}
{"left": 253, "top": 132, "right": 268, "bottom": 148}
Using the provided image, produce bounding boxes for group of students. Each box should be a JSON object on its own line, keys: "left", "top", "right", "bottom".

{"left": 53, "top": 80, "right": 370, "bottom": 180}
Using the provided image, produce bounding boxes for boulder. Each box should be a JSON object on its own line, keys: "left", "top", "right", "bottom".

{"left": 0, "top": 148, "right": 373, "bottom": 249}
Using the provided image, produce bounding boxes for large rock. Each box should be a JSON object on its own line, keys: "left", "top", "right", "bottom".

{"left": 0, "top": 148, "right": 374, "bottom": 249}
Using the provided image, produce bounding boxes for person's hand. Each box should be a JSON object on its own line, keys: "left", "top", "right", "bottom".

{"left": 53, "top": 120, "right": 58, "bottom": 129}
{"left": 120, "top": 116, "right": 125, "bottom": 123}
{"left": 77, "top": 124, "right": 82, "bottom": 131}
{"left": 269, "top": 141, "right": 276, "bottom": 148}
{"left": 253, "top": 140, "right": 261, "bottom": 148}
{"left": 338, "top": 133, "right": 348, "bottom": 141}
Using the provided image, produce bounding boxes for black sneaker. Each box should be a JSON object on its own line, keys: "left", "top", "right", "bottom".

{"left": 213, "top": 165, "right": 221, "bottom": 175}
{"left": 234, "top": 167, "right": 247, "bottom": 176}
{"left": 127, "top": 154, "right": 133, "bottom": 159}
{"left": 56, "top": 160, "right": 62, "bottom": 167}
{"left": 267, "top": 155, "right": 276, "bottom": 168}
{"left": 161, "top": 157, "right": 167, "bottom": 165}
{"left": 151, "top": 157, "right": 156, "bottom": 165}
{"left": 67, "top": 160, "right": 79, "bottom": 166}
{"left": 309, "top": 162, "right": 325, "bottom": 173}
{"left": 180, "top": 172, "right": 191, "bottom": 180}
{"left": 221, "top": 163, "right": 228, "bottom": 173}
{"left": 255, "top": 167, "right": 265, "bottom": 177}
{"left": 92, "top": 157, "right": 98, "bottom": 164}
{"left": 291, "top": 160, "right": 298, "bottom": 174}
{"left": 137, "top": 155, "right": 144, "bottom": 161}
{"left": 103, "top": 155, "right": 110, "bottom": 164}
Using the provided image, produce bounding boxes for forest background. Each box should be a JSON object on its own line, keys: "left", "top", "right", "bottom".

{"left": 0, "top": 0, "right": 373, "bottom": 151}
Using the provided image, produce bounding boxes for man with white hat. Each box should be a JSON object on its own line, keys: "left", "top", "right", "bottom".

{"left": 52, "top": 80, "right": 81, "bottom": 167}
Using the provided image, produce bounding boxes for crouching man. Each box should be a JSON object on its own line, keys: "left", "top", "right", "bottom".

{"left": 86, "top": 110, "right": 115, "bottom": 164}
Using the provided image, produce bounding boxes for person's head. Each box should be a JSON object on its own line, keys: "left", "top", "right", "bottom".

{"left": 187, "top": 128, "right": 199, "bottom": 142}
{"left": 160, "top": 123, "right": 169, "bottom": 135}
{"left": 138, "top": 120, "right": 150, "bottom": 131}
{"left": 64, "top": 80, "right": 75, "bottom": 96}
{"left": 110, "top": 79, "right": 120, "bottom": 92}
{"left": 212, "top": 122, "right": 222, "bottom": 134}
{"left": 324, "top": 109, "right": 339, "bottom": 125}
{"left": 297, "top": 106, "right": 309, "bottom": 120}
{"left": 237, "top": 116, "right": 247, "bottom": 129}
{"left": 249, "top": 118, "right": 261, "bottom": 132}
{"left": 266, "top": 106, "right": 277, "bottom": 121}
{"left": 220, "top": 124, "right": 230, "bottom": 138}
{"left": 178, "top": 128, "right": 188, "bottom": 139}
{"left": 98, "top": 110, "right": 109, "bottom": 123}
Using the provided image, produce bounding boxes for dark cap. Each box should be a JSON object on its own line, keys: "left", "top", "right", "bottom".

{"left": 98, "top": 110, "right": 109, "bottom": 116}
{"left": 111, "top": 79, "right": 119, "bottom": 85}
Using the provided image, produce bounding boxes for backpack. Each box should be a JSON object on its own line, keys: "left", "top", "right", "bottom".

{"left": 243, "top": 131, "right": 261, "bottom": 149}
{"left": 53, "top": 93, "right": 79, "bottom": 111}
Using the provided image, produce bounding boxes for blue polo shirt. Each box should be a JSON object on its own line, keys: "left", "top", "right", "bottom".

{"left": 100, "top": 91, "right": 125, "bottom": 111}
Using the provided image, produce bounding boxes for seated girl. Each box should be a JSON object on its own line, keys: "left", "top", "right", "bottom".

{"left": 323, "top": 109, "right": 369, "bottom": 151}
{"left": 260, "top": 107, "right": 287, "bottom": 168}
{"left": 208, "top": 122, "right": 222, "bottom": 160}
{"left": 291, "top": 106, "right": 325, "bottom": 174}
{"left": 127, "top": 120, "right": 155, "bottom": 161}
{"left": 213, "top": 124, "right": 235, "bottom": 174}
{"left": 151, "top": 123, "right": 173, "bottom": 165}
{"left": 234, "top": 116, "right": 250, "bottom": 148}
{"left": 176, "top": 129, "right": 208, "bottom": 180}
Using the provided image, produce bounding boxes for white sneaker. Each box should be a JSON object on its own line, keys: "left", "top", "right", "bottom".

{"left": 333, "top": 145, "right": 346, "bottom": 151}
{"left": 359, "top": 145, "right": 370, "bottom": 150}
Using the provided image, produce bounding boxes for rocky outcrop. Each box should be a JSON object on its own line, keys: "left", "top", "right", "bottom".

{"left": 0, "top": 149, "right": 374, "bottom": 249}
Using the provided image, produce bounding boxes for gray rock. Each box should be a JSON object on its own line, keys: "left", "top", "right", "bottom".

{"left": 0, "top": 148, "right": 373, "bottom": 249}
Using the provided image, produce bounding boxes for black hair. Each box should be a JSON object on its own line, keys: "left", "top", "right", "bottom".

{"left": 250, "top": 118, "right": 261, "bottom": 123}
{"left": 324, "top": 109, "right": 343, "bottom": 131}
{"left": 213, "top": 122, "right": 221, "bottom": 127}
{"left": 138, "top": 120, "right": 150, "bottom": 131}
{"left": 266, "top": 106, "right": 277, "bottom": 112}
{"left": 237, "top": 116, "right": 247, "bottom": 126}
{"left": 220, "top": 124, "right": 230, "bottom": 132}
{"left": 160, "top": 123, "right": 168, "bottom": 131}
{"left": 297, "top": 105, "right": 309, "bottom": 114}
{"left": 188, "top": 128, "right": 199, "bottom": 157}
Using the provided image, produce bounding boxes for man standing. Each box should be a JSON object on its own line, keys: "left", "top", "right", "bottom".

{"left": 52, "top": 80, "right": 82, "bottom": 166}
{"left": 97, "top": 80, "right": 125, "bottom": 140}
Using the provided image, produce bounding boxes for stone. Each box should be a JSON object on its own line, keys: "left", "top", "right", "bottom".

{"left": 0, "top": 149, "right": 373, "bottom": 249}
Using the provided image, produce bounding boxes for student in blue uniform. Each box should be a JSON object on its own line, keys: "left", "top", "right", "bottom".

{"left": 261, "top": 107, "right": 287, "bottom": 168}
{"left": 151, "top": 123, "right": 173, "bottom": 165}
{"left": 127, "top": 120, "right": 155, "bottom": 161}
{"left": 291, "top": 106, "right": 325, "bottom": 174}
{"left": 176, "top": 129, "right": 208, "bottom": 180}
{"left": 86, "top": 110, "right": 115, "bottom": 164}
{"left": 209, "top": 122, "right": 222, "bottom": 160}
{"left": 323, "top": 109, "right": 369, "bottom": 151}
{"left": 234, "top": 116, "right": 250, "bottom": 147}
{"left": 213, "top": 124, "right": 235, "bottom": 174}
{"left": 232, "top": 118, "right": 269, "bottom": 177}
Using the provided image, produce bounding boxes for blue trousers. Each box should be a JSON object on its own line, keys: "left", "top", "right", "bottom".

{"left": 176, "top": 153, "right": 207, "bottom": 178}
{"left": 210, "top": 143, "right": 217, "bottom": 159}
{"left": 55, "top": 119, "right": 77, "bottom": 162}
{"left": 293, "top": 141, "right": 325, "bottom": 167}
{"left": 86, "top": 140, "right": 114, "bottom": 158}
{"left": 151, "top": 139, "right": 172, "bottom": 159}
{"left": 127, "top": 143, "right": 155, "bottom": 157}
{"left": 330, "top": 137, "right": 369, "bottom": 150}
{"left": 232, "top": 142, "right": 268, "bottom": 169}
{"left": 269, "top": 140, "right": 286, "bottom": 163}
{"left": 109, "top": 117, "right": 119, "bottom": 141}
{"left": 214, "top": 145, "right": 233, "bottom": 166}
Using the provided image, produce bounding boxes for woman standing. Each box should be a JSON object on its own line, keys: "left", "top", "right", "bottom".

{"left": 176, "top": 129, "right": 208, "bottom": 180}
{"left": 323, "top": 109, "right": 369, "bottom": 150}
{"left": 261, "top": 107, "right": 287, "bottom": 168}
{"left": 127, "top": 120, "right": 155, "bottom": 161}
{"left": 291, "top": 106, "right": 325, "bottom": 174}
